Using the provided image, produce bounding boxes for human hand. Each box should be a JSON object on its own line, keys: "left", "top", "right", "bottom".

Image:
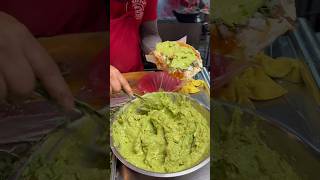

{"left": 0, "top": 12, "right": 74, "bottom": 110}
{"left": 110, "top": 65, "right": 132, "bottom": 95}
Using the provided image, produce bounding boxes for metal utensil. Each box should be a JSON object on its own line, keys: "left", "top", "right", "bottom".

{"left": 132, "top": 93, "right": 146, "bottom": 101}
{"left": 33, "top": 84, "right": 107, "bottom": 157}
{"left": 34, "top": 85, "right": 104, "bottom": 120}
{"left": 125, "top": 91, "right": 146, "bottom": 102}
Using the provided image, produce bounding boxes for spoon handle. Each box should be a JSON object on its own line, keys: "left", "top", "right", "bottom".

{"left": 132, "top": 93, "right": 146, "bottom": 101}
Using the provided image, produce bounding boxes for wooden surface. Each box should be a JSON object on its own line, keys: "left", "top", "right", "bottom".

{"left": 122, "top": 71, "right": 151, "bottom": 93}
{"left": 39, "top": 32, "right": 107, "bottom": 108}
{"left": 123, "top": 71, "right": 149, "bottom": 81}
{"left": 39, "top": 32, "right": 106, "bottom": 64}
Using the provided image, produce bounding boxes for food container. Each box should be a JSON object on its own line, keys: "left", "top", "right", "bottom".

{"left": 173, "top": 9, "right": 201, "bottom": 23}
{"left": 110, "top": 92, "right": 210, "bottom": 178}
{"left": 257, "top": 18, "right": 320, "bottom": 150}
{"left": 11, "top": 110, "right": 109, "bottom": 180}
{"left": 213, "top": 101, "right": 320, "bottom": 179}
{"left": 212, "top": 18, "right": 320, "bottom": 151}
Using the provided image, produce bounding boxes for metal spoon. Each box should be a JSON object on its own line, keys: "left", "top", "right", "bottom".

{"left": 132, "top": 93, "right": 146, "bottom": 101}
{"left": 126, "top": 92, "right": 146, "bottom": 102}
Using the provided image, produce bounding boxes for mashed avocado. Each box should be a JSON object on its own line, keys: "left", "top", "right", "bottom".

{"left": 21, "top": 115, "right": 109, "bottom": 180}
{"left": 156, "top": 41, "right": 198, "bottom": 70}
{"left": 212, "top": 108, "right": 301, "bottom": 179}
{"left": 112, "top": 93, "right": 210, "bottom": 173}
{"left": 212, "top": 0, "right": 266, "bottom": 26}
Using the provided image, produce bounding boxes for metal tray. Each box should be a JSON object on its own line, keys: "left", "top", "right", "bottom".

{"left": 257, "top": 18, "right": 320, "bottom": 151}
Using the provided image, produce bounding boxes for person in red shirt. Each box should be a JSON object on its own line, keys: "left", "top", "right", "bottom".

{"left": 110, "top": 0, "right": 162, "bottom": 95}
{"left": 0, "top": 0, "right": 106, "bottom": 110}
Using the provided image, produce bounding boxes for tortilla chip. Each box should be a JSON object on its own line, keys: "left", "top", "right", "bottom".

{"left": 240, "top": 67, "right": 287, "bottom": 100}
{"left": 255, "top": 53, "right": 293, "bottom": 78}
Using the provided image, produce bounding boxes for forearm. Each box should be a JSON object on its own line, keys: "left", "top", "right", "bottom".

{"left": 140, "top": 21, "right": 162, "bottom": 54}
{"left": 141, "top": 34, "right": 162, "bottom": 54}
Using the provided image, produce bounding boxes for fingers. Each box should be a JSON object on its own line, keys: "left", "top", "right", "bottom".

{"left": 110, "top": 66, "right": 132, "bottom": 95}
{"left": 0, "top": 13, "right": 73, "bottom": 110}
{"left": 0, "top": 51, "right": 35, "bottom": 99}
{"left": 24, "top": 38, "right": 74, "bottom": 111}
{"left": 110, "top": 71, "right": 121, "bottom": 92}
{"left": 118, "top": 74, "right": 132, "bottom": 95}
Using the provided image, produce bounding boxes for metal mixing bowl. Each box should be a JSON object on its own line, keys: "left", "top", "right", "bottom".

{"left": 110, "top": 92, "right": 210, "bottom": 177}
{"left": 213, "top": 101, "right": 320, "bottom": 179}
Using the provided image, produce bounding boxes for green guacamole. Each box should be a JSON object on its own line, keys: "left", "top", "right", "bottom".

{"left": 112, "top": 93, "right": 210, "bottom": 173}
{"left": 212, "top": 108, "right": 301, "bottom": 179}
{"left": 156, "top": 41, "right": 198, "bottom": 70}
{"left": 21, "top": 115, "right": 109, "bottom": 180}
{"left": 212, "top": 0, "right": 266, "bottom": 26}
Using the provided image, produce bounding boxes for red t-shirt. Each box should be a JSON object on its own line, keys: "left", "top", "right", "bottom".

{"left": 0, "top": 0, "right": 106, "bottom": 37}
{"left": 110, "top": 0, "right": 157, "bottom": 73}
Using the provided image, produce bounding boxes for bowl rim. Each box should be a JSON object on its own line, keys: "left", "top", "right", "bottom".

{"left": 110, "top": 92, "right": 210, "bottom": 177}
